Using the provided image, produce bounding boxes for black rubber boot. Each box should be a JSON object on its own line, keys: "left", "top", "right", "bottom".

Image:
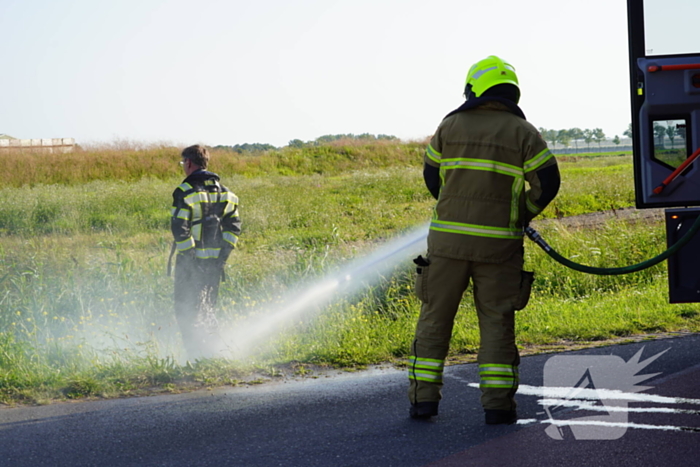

{"left": 410, "top": 401, "right": 439, "bottom": 419}
{"left": 484, "top": 409, "right": 517, "bottom": 425}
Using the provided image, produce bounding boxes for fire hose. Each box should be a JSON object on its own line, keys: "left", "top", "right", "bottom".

{"left": 525, "top": 213, "right": 700, "bottom": 275}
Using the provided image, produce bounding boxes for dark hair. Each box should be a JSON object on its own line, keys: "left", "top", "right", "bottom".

{"left": 181, "top": 145, "right": 210, "bottom": 169}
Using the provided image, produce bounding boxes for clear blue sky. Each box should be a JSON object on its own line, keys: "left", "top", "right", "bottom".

{"left": 0, "top": 0, "right": 631, "bottom": 147}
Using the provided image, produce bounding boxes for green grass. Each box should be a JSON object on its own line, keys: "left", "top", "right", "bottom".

{"left": 2, "top": 146, "right": 697, "bottom": 405}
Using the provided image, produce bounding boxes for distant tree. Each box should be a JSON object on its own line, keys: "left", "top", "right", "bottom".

{"left": 593, "top": 128, "right": 606, "bottom": 148}
{"left": 240, "top": 143, "right": 276, "bottom": 153}
{"left": 613, "top": 135, "right": 621, "bottom": 146}
{"left": 315, "top": 134, "right": 343, "bottom": 144}
{"left": 676, "top": 124, "right": 687, "bottom": 143}
{"left": 583, "top": 129, "right": 594, "bottom": 151}
{"left": 288, "top": 139, "right": 306, "bottom": 148}
{"left": 557, "top": 129, "right": 571, "bottom": 148}
{"left": 313, "top": 133, "right": 399, "bottom": 144}
{"left": 213, "top": 143, "right": 277, "bottom": 153}
{"left": 653, "top": 122, "right": 666, "bottom": 147}
{"left": 665, "top": 122, "right": 677, "bottom": 148}
{"left": 569, "top": 127, "right": 583, "bottom": 150}
{"left": 538, "top": 128, "right": 557, "bottom": 149}
{"left": 377, "top": 134, "right": 399, "bottom": 141}
{"left": 623, "top": 123, "right": 633, "bottom": 139}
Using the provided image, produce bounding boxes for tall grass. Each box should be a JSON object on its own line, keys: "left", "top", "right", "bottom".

{"left": 546, "top": 156, "right": 635, "bottom": 216}
{"left": 0, "top": 140, "right": 426, "bottom": 188}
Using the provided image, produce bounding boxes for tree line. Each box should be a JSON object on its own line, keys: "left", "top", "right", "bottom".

{"left": 214, "top": 133, "right": 399, "bottom": 153}
{"left": 219, "top": 123, "right": 686, "bottom": 154}
{"left": 287, "top": 133, "right": 398, "bottom": 148}
{"left": 537, "top": 127, "right": 611, "bottom": 150}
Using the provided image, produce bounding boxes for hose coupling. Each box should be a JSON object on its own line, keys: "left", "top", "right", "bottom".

{"left": 525, "top": 226, "right": 552, "bottom": 252}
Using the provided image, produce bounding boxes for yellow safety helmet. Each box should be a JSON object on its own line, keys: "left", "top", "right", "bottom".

{"left": 465, "top": 55, "right": 519, "bottom": 98}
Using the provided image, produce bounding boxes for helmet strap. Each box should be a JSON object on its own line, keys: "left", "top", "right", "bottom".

{"left": 464, "top": 83, "right": 476, "bottom": 101}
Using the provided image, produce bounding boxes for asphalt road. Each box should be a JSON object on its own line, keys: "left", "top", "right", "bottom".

{"left": 2, "top": 334, "right": 700, "bottom": 467}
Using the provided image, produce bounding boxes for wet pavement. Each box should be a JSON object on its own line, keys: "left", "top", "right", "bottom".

{"left": 1, "top": 333, "right": 699, "bottom": 466}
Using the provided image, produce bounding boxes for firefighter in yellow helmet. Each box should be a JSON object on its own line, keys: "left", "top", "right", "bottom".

{"left": 408, "top": 56, "right": 560, "bottom": 424}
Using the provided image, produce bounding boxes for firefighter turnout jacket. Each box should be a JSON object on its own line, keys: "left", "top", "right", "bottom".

{"left": 425, "top": 100, "right": 559, "bottom": 263}
{"left": 171, "top": 170, "right": 241, "bottom": 260}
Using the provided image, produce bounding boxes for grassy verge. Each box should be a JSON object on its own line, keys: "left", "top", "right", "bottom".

{"left": 0, "top": 140, "right": 426, "bottom": 188}
{"left": 2, "top": 146, "right": 695, "bottom": 406}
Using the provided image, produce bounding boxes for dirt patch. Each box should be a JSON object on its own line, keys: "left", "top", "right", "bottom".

{"left": 532, "top": 207, "right": 665, "bottom": 230}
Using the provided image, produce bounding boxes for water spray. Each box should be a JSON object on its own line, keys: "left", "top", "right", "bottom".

{"left": 216, "top": 224, "right": 429, "bottom": 359}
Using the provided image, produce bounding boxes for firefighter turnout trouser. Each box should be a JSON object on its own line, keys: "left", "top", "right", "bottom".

{"left": 408, "top": 251, "right": 524, "bottom": 411}
{"left": 174, "top": 253, "right": 224, "bottom": 359}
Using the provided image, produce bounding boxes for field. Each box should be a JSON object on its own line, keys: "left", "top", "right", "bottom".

{"left": 1, "top": 144, "right": 699, "bottom": 405}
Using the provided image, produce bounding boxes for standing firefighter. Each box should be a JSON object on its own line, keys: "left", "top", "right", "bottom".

{"left": 408, "top": 56, "right": 560, "bottom": 424}
{"left": 171, "top": 145, "right": 241, "bottom": 359}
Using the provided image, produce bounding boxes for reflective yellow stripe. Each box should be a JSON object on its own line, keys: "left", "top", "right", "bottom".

{"left": 177, "top": 182, "right": 193, "bottom": 192}
{"left": 426, "top": 144, "right": 442, "bottom": 164}
{"left": 184, "top": 191, "right": 212, "bottom": 206}
{"left": 480, "top": 363, "right": 518, "bottom": 387}
{"left": 176, "top": 237, "right": 195, "bottom": 251}
{"left": 510, "top": 177, "right": 524, "bottom": 229}
{"left": 220, "top": 192, "right": 239, "bottom": 204}
{"left": 441, "top": 158, "right": 524, "bottom": 178}
{"left": 526, "top": 197, "right": 541, "bottom": 214}
{"left": 195, "top": 248, "right": 221, "bottom": 259}
{"left": 479, "top": 366, "right": 515, "bottom": 374}
{"left": 481, "top": 373, "right": 516, "bottom": 379}
{"left": 481, "top": 377, "right": 515, "bottom": 383}
{"left": 479, "top": 364, "right": 518, "bottom": 373}
{"left": 192, "top": 224, "right": 202, "bottom": 241}
{"left": 174, "top": 208, "right": 190, "bottom": 220}
{"left": 412, "top": 364, "right": 444, "bottom": 372}
{"left": 223, "top": 231, "right": 238, "bottom": 246}
{"left": 409, "top": 356, "right": 444, "bottom": 367}
{"left": 410, "top": 376, "right": 443, "bottom": 383}
{"left": 222, "top": 191, "right": 240, "bottom": 216}
{"left": 524, "top": 148, "right": 554, "bottom": 173}
{"left": 430, "top": 221, "right": 522, "bottom": 239}
{"left": 408, "top": 355, "right": 444, "bottom": 382}
{"left": 408, "top": 371, "right": 443, "bottom": 382}
{"left": 192, "top": 203, "right": 202, "bottom": 224}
